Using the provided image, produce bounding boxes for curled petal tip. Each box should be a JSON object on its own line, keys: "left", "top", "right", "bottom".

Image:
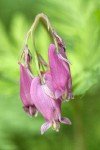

{"left": 60, "top": 117, "right": 72, "bottom": 125}
{"left": 66, "top": 93, "right": 74, "bottom": 101}
{"left": 58, "top": 53, "right": 71, "bottom": 65}
{"left": 41, "top": 122, "right": 52, "bottom": 135}
{"left": 23, "top": 105, "right": 37, "bottom": 117}
{"left": 42, "top": 84, "right": 56, "bottom": 99}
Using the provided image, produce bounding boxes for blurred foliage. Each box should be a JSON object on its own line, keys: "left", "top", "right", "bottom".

{"left": 0, "top": 0, "right": 100, "bottom": 150}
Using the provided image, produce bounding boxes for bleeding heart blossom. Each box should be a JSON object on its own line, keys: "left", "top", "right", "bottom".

{"left": 19, "top": 13, "right": 73, "bottom": 135}
{"left": 19, "top": 63, "right": 37, "bottom": 117}
{"left": 48, "top": 44, "right": 73, "bottom": 100}
{"left": 30, "top": 76, "right": 71, "bottom": 134}
{"left": 58, "top": 45, "right": 74, "bottom": 100}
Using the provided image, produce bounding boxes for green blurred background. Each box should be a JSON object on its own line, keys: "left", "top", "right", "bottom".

{"left": 0, "top": 0, "right": 100, "bottom": 150}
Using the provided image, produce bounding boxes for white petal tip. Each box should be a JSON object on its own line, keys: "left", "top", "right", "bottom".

{"left": 41, "top": 122, "right": 51, "bottom": 135}
{"left": 60, "top": 117, "right": 72, "bottom": 125}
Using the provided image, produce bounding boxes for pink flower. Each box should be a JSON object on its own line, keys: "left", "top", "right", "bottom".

{"left": 19, "top": 14, "right": 74, "bottom": 135}
{"left": 48, "top": 44, "right": 73, "bottom": 100}
{"left": 30, "top": 76, "right": 71, "bottom": 134}
{"left": 19, "top": 63, "right": 37, "bottom": 116}
{"left": 58, "top": 45, "right": 74, "bottom": 100}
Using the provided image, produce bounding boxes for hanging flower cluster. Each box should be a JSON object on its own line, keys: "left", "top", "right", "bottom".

{"left": 19, "top": 13, "right": 74, "bottom": 134}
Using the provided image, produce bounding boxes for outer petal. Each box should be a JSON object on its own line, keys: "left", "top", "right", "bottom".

{"left": 48, "top": 44, "right": 69, "bottom": 98}
{"left": 48, "top": 44, "right": 68, "bottom": 89}
{"left": 41, "top": 122, "right": 52, "bottom": 135}
{"left": 58, "top": 46, "right": 74, "bottom": 100}
{"left": 20, "top": 63, "right": 33, "bottom": 106}
{"left": 23, "top": 105, "right": 38, "bottom": 117}
{"left": 43, "top": 71, "right": 55, "bottom": 93}
{"left": 59, "top": 117, "right": 72, "bottom": 125}
{"left": 30, "top": 77, "right": 61, "bottom": 121}
{"left": 30, "top": 76, "right": 72, "bottom": 133}
{"left": 44, "top": 71, "right": 63, "bottom": 99}
{"left": 19, "top": 63, "right": 37, "bottom": 116}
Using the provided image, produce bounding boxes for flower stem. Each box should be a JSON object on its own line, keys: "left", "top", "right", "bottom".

{"left": 24, "top": 13, "right": 59, "bottom": 83}
{"left": 25, "top": 13, "right": 58, "bottom": 51}
{"left": 31, "top": 31, "right": 44, "bottom": 84}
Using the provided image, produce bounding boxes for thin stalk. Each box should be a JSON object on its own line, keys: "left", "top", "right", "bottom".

{"left": 25, "top": 13, "right": 58, "bottom": 51}
{"left": 31, "top": 32, "right": 44, "bottom": 84}
{"left": 23, "top": 13, "right": 59, "bottom": 83}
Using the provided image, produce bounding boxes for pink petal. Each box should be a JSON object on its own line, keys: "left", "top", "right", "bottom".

{"left": 60, "top": 117, "right": 72, "bottom": 125}
{"left": 20, "top": 63, "right": 33, "bottom": 106}
{"left": 55, "top": 89, "right": 63, "bottom": 99}
{"left": 43, "top": 71, "right": 55, "bottom": 93}
{"left": 44, "top": 71, "right": 65, "bottom": 99}
{"left": 58, "top": 45, "right": 67, "bottom": 58}
{"left": 58, "top": 46, "right": 71, "bottom": 75}
{"left": 58, "top": 46, "right": 73, "bottom": 100}
{"left": 48, "top": 44, "right": 69, "bottom": 95}
{"left": 41, "top": 122, "right": 52, "bottom": 135}
{"left": 23, "top": 105, "right": 38, "bottom": 117}
{"left": 30, "top": 77, "right": 61, "bottom": 121}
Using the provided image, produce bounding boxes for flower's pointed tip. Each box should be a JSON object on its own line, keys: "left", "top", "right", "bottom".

{"left": 66, "top": 93, "right": 74, "bottom": 101}
{"left": 60, "top": 117, "right": 72, "bottom": 125}
{"left": 29, "top": 106, "right": 33, "bottom": 116}
{"left": 56, "top": 128, "right": 59, "bottom": 132}
{"left": 49, "top": 43, "right": 55, "bottom": 47}
{"left": 34, "top": 111, "right": 38, "bottom": 117}
{"left": 41, "top": 128, "right": 44, "bottom": 135}
{"left": 23, "top": 105, "right": 38, "bottom": 117}
{"left": 41, "top": 122, "right": 51, "bottom": 135}
{"left": 58, "top": 53, "right": 71, "bottom": 65}
{"left": 49, "top": 44, "right": 55, "bottom": 52}
{"left": 67, "top": 120, "right": 72, "bottom": 125}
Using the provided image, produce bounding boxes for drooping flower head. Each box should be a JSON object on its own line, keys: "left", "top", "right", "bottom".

{"left": 53, "top": 31, "right": 74, "bottom": 100}
{"left": 30, "top": 76, "right": 71, "bottom": 134}
{"left": 19, "top": 13, "right": 73, "bottom": 134}
{"left": 48, "top": 44, "right": 73, "bottom": 100}
{"left": 19, "top": 46, "right": 37, "bottom": 117}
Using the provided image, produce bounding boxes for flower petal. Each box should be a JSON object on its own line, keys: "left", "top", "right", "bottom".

{"left": 41, "top": 122, "right": 52, "bottom": 135}
{"left": 44, "top": 71, "right": 64, "bottom": 99}
{"left": 43, "top": 71, "right": 56, "bottom": 99}
{"left": 19, "top": 63, "right": 33, "bottom": 106}
{"left": 30, "top": 77, "right": 61, "bottom": 121}
{"left": 55, "top": 89, "right": 63, "bottom": 99}
{"left": 60, "top": 117, "right": 72, "bottom": 125}
{"left": 23, "top": 105, "right": 38, "bottom": 117}
{"left": 58, "top": 46, "right": 74, "bottom": 100}
{"left": 58, "top": 53, "right": 71, "bottom": 65}
{"left": 43, "top": 71, "right": 55, "bottom": 93}
{"left": 42, "top": 84, "right": 56, "bottom": 99}
{"left": 48, "top": 44, "right": 68, "bottom": 96}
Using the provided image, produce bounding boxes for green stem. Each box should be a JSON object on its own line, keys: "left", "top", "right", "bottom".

{"left": 24, "top": 13, "right": 59, "bottom": 83}
{"left": 25, "top": 13, "right": 58, "bottom": 51}
{"left": 31, "top": 32, "right": 44, "bottom": 84}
